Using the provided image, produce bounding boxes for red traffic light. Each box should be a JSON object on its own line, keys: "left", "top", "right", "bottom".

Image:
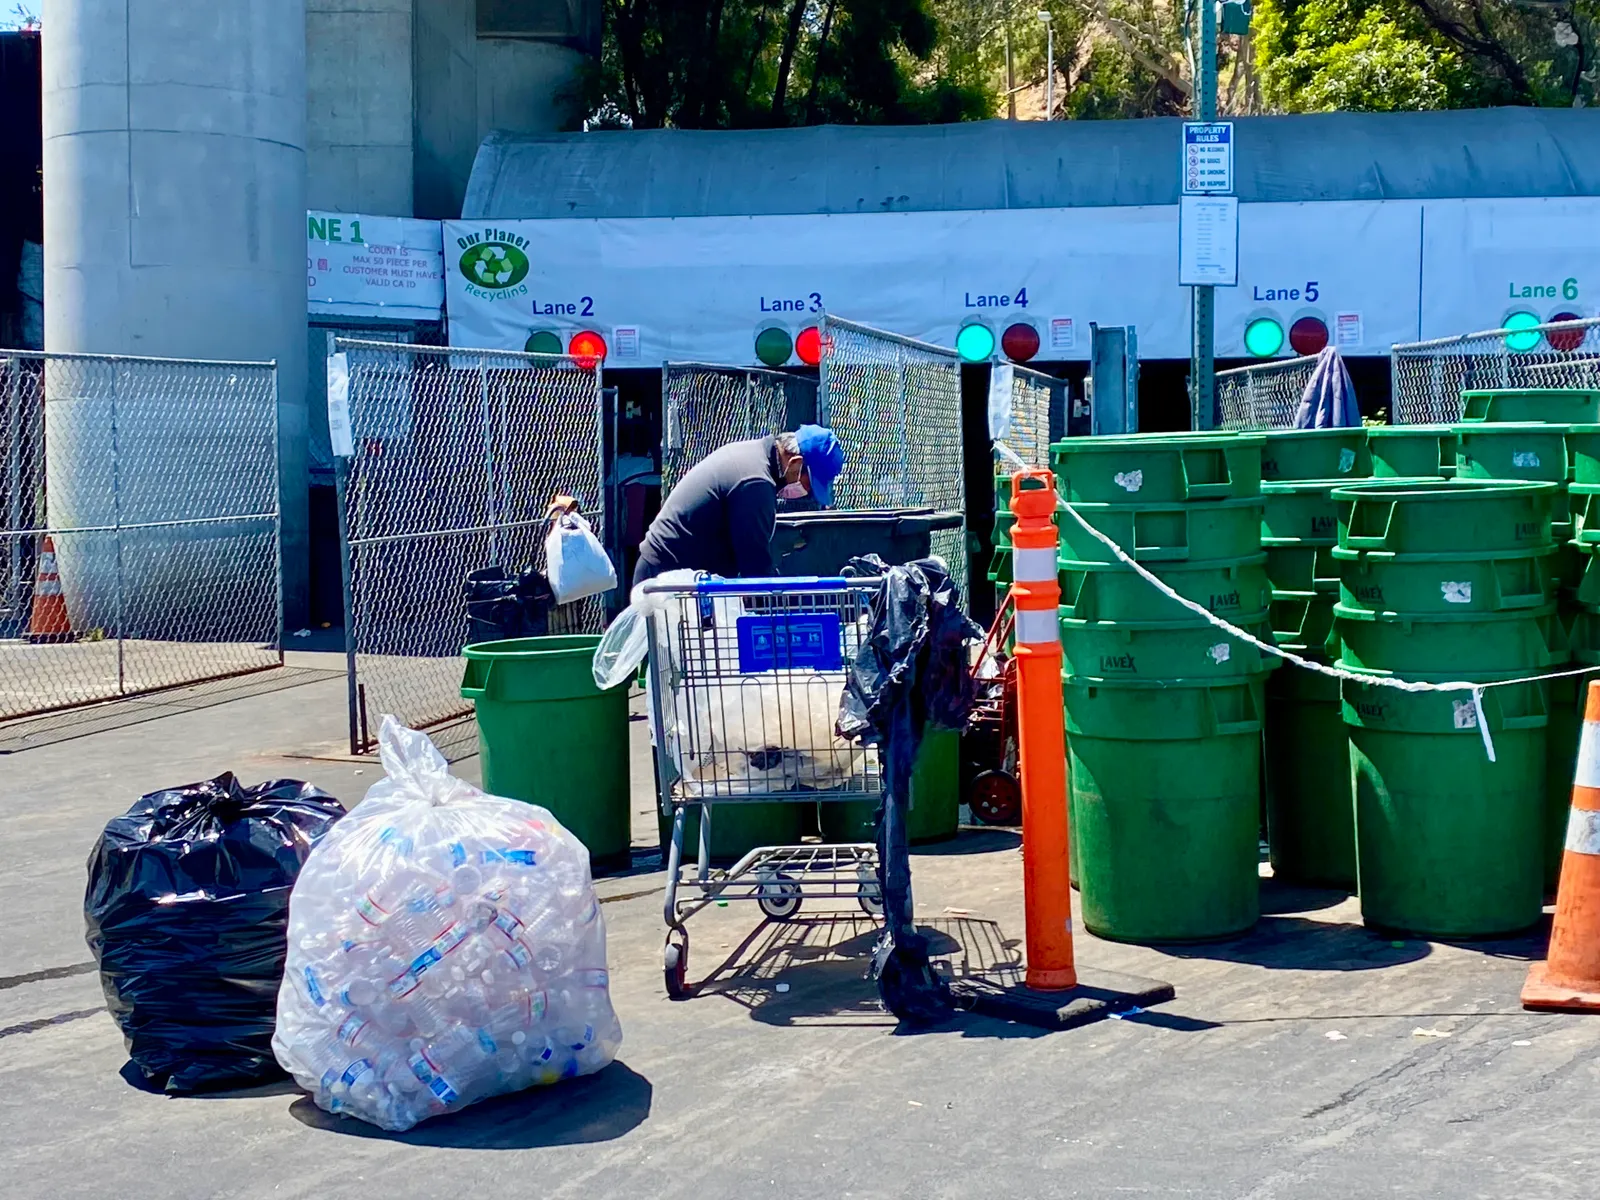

{"left": 1549, "top": 312, "right": 1585, "bottom": 353}
{"left": 1001, "top": 322, "right": 1041, "bottom": 363}
{"left": 1288, "top": 316, "right": 1328, "bottom": 356}
{"left": 795, "top": 325, "right": 824, "bottom": 366}
{"left": 568, "top": 329, "right": 607, "bottom": 369}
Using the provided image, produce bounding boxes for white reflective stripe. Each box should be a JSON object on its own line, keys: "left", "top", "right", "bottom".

{"left": 1576, "top": 720, "right": 1600, "bottom": 789}
{"left": 1015, "top": 607, "right": 1057, "bottom": 646}
{"left": 1567, "top": 808, "right": 1600, "bottom": 856}
{"left": 1013, "top": 548, "right": 1057, "bottom": 582}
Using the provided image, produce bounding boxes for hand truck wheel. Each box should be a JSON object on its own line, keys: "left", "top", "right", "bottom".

{"left": 756, "top": 870, "right": 802, "bottom": 920}
{"left": 663, "top": 929, "right": 691, "bottom": 1000}
{"left": 969, "top": 769, "right": 1022, "bottom": 826}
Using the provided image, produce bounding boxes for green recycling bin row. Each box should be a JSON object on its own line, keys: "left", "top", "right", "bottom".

{"left": 1328, "top": 478, "right": 1567, "bottom": 937}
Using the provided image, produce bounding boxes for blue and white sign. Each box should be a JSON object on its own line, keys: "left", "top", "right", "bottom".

{"left": 1182, "top": 123, "right": 1234, "bottom": 196}
{"left": 736, "top": 613, "right": 843, "bottom": 673}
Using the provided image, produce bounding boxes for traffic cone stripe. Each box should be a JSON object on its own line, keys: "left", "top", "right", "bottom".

{"left": 1567, "top": 809, "right": 1600, "bottom": 856}
{"left": 1575, "top": 720, "right": 1600, "bottom": 788}
{"left": 1012, "top": 547, "right": 1057, "bottom": 584}
{"left": 1014, "top": 607, "right": 1057, "bottom": 646}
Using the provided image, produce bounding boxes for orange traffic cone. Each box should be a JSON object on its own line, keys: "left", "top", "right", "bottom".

{"left": 1524, "top": 678, "right": 1600, "bottom": 1011}
{"left": 26, "top": 536, "right": 75, "bottom": 645}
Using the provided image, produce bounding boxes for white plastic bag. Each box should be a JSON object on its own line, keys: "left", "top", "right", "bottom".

{"left": 272, "top": 718, "right": 622, "bottom": 1132}
{"left": 591, "top": 568, "right": 702, "bottom": 690}
{"left": 545, "top": 512, "right": 617, "bottom": 605}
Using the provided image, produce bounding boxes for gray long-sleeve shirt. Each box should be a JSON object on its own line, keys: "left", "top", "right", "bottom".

{"left": 635, "top": 437, "right": 781, "bottom": 584}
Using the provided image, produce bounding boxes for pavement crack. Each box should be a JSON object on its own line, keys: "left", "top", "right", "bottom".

{"left": 0, "top": 1007, "right": 104, "bottom": 1040}
{"left": 1301, "top": 1053, "right": 1423, "bottom": 1119}
{"left": 0, "top": 961, "right": 97, "bottom": 992}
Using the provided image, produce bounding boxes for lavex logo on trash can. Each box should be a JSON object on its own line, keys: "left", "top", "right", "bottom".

{"left": 1311, "top": 515, "right": 1337, "bottom": 537}
{"left": 736, "top": 613, "right": 843, "bottom": 673}
{"left": 457, "top": 229, "right": 531, "bottom": 296}
{"left": 1099, "top": 652, "right": 1137, "bottom": 673}
{"left": 1208, "top": 588, "right": 1242, "bottom": 612}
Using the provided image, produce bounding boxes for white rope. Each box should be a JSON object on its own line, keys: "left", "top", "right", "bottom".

{"left": 995, "top": 441, "right": 1600, "bottom": 761}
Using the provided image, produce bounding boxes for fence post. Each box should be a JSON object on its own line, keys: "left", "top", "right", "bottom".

{"left": 4, "top": 359, "right": 20, "bottom": 618}
{"left": 477, "top": 356, "right": 501, "bottom": 566}
{"left": 896, "top": 346, "right": 911, "bottom": 506}
{"left": 329, "top": 335, "right": 362, "bottom": 755}
{"left": 110, "top": 364, "right": 126, "bottom": 695}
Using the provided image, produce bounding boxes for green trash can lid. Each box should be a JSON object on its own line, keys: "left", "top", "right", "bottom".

{"left": 1261, "top": 428, "right": 1366, "bottom": 441}
{"left": 1366, "top": 424, "right": 1456, "bottom": 436}
{"left": 1454, "top": 421, "right": 1572, "bottom": 435}
{"left": 1051, "top": 430, "right": 1265, "bottom": 455}
{"left": 1329, "top": 478, "right": 1559, "bottom": 502}
{"left": 462, "top": 635, "right": 604, "bottom": 659}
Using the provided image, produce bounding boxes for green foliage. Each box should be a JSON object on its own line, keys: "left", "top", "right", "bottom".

{"left": 592, "top": 0, "right": 991, "bottom": 129}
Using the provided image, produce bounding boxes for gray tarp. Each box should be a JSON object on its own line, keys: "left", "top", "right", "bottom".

{"left": 1295, "top": 347, "right": 1361, "bottom": 429}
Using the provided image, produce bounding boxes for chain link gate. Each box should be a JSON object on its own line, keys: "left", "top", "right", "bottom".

{"left": 817, "top": 315, "right": 967, "bottom": 591}
{"left": 1215, "top": 355, "right": 1322, "bottom": 431}
{"left": 660, "top": 363, "right": 818, "bottom": 496}
{"left": 331, "top": 339, "right": 606, "bottom": 752}
{"left": 1, "top": 350, "right": 281, "bottom": 722}
{"left": 1390, "top": 317, "right": 1600, "bottom": 424}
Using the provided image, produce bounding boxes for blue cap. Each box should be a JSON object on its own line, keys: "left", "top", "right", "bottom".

{"left": 796, "top": 424, "right": 845, "bottom": 507}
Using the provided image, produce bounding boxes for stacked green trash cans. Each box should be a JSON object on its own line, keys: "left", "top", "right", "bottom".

{"left": 1560, "top": 424, "right": 1600, "bottom": 890}
{"left": 1331, "top": 479, "right": 1564, "bottom": 937}
{"left": 1258, "top": 427, "right": 1374, "bottom": 890}
{"left": 1053, "top": 431, "right": 1273, "bottom": 942}
{"left": 990, "top": 472, "right": 1016, "bottom": 586}
{"left": 1367, "top": 425, "right": 1457, "bottom": 480}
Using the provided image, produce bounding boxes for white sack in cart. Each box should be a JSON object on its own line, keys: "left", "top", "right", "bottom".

{"left": 272, "top": 718, "right": 622, "bottom": 1132}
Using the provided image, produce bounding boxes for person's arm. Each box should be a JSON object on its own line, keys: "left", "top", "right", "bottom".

{"left": 726, "top": 479, "right": 778, "bottom": 577}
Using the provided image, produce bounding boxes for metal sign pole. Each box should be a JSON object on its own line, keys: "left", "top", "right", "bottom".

{"left": 1190, "top": 0, "right": 1219, "bottom": 431}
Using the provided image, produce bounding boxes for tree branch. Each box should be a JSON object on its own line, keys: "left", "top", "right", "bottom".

{"left": 771, "top": 0, "right": 809, "bottom": 123}
{"left": 1408, "top": 0, "right": 1534, "bottom": 100}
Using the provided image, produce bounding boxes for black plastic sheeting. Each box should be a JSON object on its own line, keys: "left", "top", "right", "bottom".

{"left": 464, "top": 564, "right": 555, "bottom": 645}
{"left": 838, "top": 556, "right": 982, "bottom": 1025}
{"left": 85, "top": 776, "right": 345, "bottom": 1092}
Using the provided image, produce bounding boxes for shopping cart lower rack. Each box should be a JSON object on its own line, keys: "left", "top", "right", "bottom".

{"left": 641, "top": 576, "right": 886, "bottom": 999}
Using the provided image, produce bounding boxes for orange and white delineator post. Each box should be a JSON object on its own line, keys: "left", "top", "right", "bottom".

{"left": 1009, "top": 468, "right": 1077, "bottom": 991}
{"left": 1524, "top": 679, "right": 1600, "bottom": 1011}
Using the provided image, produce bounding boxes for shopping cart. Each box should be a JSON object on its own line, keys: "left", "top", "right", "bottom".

{"left": 641, "top": 576, "right": 886, "bottom": 999}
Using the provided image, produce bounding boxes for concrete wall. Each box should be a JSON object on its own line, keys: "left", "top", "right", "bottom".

{"left": 42, "top": 0, "right": 310, "bottom": 627}
{"left": 307, "top": 0, "right": 414, "bottom": 215}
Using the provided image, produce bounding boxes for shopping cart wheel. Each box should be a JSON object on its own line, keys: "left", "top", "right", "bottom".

{"left": 969, "top": 769, "right": 1022, "bottom": 826}
{"left": 756, "top": 871, "right": 802, "bottom": 920}
{"left": 664, "top": 929, "right": 691, "bottom": 1000}
{"left": 856, "top": 865, "right": 885, "bottom": 917}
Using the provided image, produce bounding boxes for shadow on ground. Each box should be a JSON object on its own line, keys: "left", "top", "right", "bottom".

{"left": 285, "top": 1060, "right": 653, "bottom": 1148}
{"left": 1156, "top": 915, "right": 1434, "bottom": 971}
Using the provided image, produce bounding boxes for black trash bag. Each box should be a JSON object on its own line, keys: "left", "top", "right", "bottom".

{"left": 465, "top": 565, "right": 554, "bottom": 645}
{"left": 837, "top": 558, "right": 982, "bottom": 1026}
{"left": 85, "top": 775, "right": 345, "bottom": 1092}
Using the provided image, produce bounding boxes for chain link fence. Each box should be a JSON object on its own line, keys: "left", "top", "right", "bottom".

{"left": 817, "top": 315, "right": 967, "bottom": 591}
{"left": 332, "top": 339, "right": 606, "bottom": 752}
{"left": 1391, "top": 317, "right": 1600, "bottom": 424}
{"left": 1215, "top": 354, "right": 1321, "bottom": 431}
{"left": 1001, "top": 363, "right": 1065, "bottom": 467}
{"left": 1, "top": 350, "right": 281, "bottom": 722}
{"left": 660, "top": 363, "right": 818, "bottom": 496}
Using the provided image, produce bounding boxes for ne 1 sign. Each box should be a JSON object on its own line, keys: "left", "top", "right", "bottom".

{"left": 1182, "top": 123, "right": 1234, "bottom": 196}
{"left": 307, "top": 211, "right": 446, "bottom": 322}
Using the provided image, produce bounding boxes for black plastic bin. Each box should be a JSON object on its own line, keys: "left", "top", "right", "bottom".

{"left": 772, "top": 508, "right": 964, "bottom": 576}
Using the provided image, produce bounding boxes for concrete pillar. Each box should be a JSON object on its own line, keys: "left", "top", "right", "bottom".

{"left": 42, "top": 0, "right": 310, "bottom": 630}
{"left": 306, "top": 0, "right": 413, "bottom": 215}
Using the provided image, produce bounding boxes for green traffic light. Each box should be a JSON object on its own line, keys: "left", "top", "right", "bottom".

{"left": 1503, "top": 310, "right": 1542, "bottom": 353}
{"left": 956, "top": 323, "right": 996, "bottom": 363}
{"left": 1244, "top": 317, "right": 1285, "bottom": 357}
{"left": 755, "top": 327, "right": 793, "bottom": 367}
{"left": 524, "top": 330, "right": 563, "bottom": 355}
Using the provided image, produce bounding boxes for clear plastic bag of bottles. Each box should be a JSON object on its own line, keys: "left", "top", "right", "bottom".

{"left": 272, "top": 717, "right": 622, "bottom": 1131}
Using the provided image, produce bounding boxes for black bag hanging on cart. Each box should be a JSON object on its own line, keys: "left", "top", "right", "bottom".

{"left": 85, "top": 775, "right": 344, "bottom": 1092}
{"left": 838, "top": 557, "right": 981, "bottom": 1026}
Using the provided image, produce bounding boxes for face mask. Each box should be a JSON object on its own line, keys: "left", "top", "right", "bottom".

{"left": 777, "top": 482, "right": 808, "bottom": 500}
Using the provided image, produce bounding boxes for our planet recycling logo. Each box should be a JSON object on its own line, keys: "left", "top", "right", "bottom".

{"left": 459, "top": 241, "right": 529, "bottom": 290}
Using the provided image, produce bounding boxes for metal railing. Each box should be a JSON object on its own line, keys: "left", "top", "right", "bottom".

{"left": 1215, "top": 354, "right": 1321, "bottom": 431}
{"left": 1391, "top": 317, "right": 1600, "bottom": 424}
{"left": 0, "top": 350, "right": 281, "bottom": 722}
{"left": 332, "top": 338, "right": 607, "bottom": 752}
{"left": 660, "top": 363, "right": 818, "bottom": 497}
{"left": 817, "top": 315, "right": 967, "bottom": 592}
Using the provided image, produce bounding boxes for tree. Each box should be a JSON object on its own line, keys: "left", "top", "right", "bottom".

{"left": 1252, "top": 0, "right": 1600, "bottom": 111}
{"left": 589, "top": 0, "right": 993, "bottom": 129}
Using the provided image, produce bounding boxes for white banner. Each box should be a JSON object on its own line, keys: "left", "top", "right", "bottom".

{"left": 1419, "top": 197, "right": 1600, "bottom": 338}
{"left": 308, "top": 211, "right": 446, "bottom": 321}
{"left": 442, "top": 198, "right": 1600, "bottom": 361}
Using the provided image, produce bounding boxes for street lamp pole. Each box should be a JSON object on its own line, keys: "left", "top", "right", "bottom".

{"left": 1038, "top": 10, "right": 1054, "bottom": 119}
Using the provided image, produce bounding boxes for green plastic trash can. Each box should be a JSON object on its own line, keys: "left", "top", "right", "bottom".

{"left": 1366, "top": 425, "right": 1455, "bottom": 480}
{"left": 1462, "top": 388, "right": 1600, "bottom": 425}
{"left": 1261, "top": 428, "right": 1371, "bottom": 483}
{"left": 1264, "top": 656, "right": 1354, "bottom": 889}
{"left": 655, "top": 802, "right": 806, "bottom": 867}
{"left": 461, "top": 635, "right": 632, "bottom": 871}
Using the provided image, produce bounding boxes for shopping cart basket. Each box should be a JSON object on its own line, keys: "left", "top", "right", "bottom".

{"left": 641, "top": 576, "right": 886, "bottom": 999}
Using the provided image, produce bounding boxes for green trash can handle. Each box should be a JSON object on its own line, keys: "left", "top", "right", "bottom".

{"left": 1129, "top": 509, "right": 1193, "bottom": 563}
{"left": 1180, "top": 447, "right": 1235, "bottom": 500}
{"left": 1343, "top": 497, "right": 1397, "bottom": 550}
{"left": 1490, "top": 558, "right": 1549, "bottom": 611}
{"left": 460, "top": 657, "right": 492, "bottom": 701}
{"left": 1483, "top": 680, "right": 1549, "bottom": 730}
{"left": 1531, "top": 614, "right": 1569, "bottom": 668}
{"left": 1205, "top": 684, "right": 1263, "bottom": 736}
